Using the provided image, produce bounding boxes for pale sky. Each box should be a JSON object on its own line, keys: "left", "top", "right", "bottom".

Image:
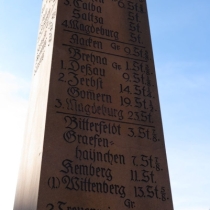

{"left": 0, "top": 1, "right": 210, "bottom": 209}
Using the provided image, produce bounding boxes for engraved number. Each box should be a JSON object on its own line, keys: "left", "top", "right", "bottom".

{"left": 118, "top": 0, "right": 125, "bottom": 8}
{"left": 58, "top": 73, "right": 65, "bottom": 82}
{"left": 128, "top": 128, "right": 135, "bottom": 137}
{"left": 55, "top": 99, "right": 62, "bottom": 108}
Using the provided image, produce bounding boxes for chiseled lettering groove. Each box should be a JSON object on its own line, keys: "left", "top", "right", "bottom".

{"left": 70, "top": 33, "right": 103, "bottom": 50}
{"left": 57, "top": 111, "right": 156, "bottom": 128}
{"left": 66, "top": 70, "right": 104, "bottom": 90}
{"left": 79, "top": 77, "right": 103, "bottom": 90}
{"left": 60, "top": 159, "right": 112, "bottom": 181}
{"left": 72, "top": 9, "right": 104, "bottom": 24}
{"left": 64, "top": 19, "right": 119, "bottom": 40}
{"left": 66, "top": 99, "right": 123, "bottom": 120}
{"left": 64, "top": 116, "right": 121, "bottom": 135}
{"left": 64, "top": 29, "right": 146, "bottom": 48}
{"left": 68, "top": 46, "right": 107, "bottom": 65}
{"left": 67, "top": 87, "right": 112, "bottom": 103}
{"left": 56, "top": 200, "right": 102, "bottom": 210}
{"left": 36, "top": 36, "right": 46, "bottom": 62}
{"left": 65, "top": 44, "right": 147, "bottom": 62}
{"left": 63, "top": 130, "right": 110, "bottom": 148}
{"left": 62, "top": 175, "right": 126, "bottom": 198}
{"left": 61, "top": 60, "right": 106, "bottom": 79}
{"left": 73, "top": 1, "right": 102, "bottom": 13}
{"left": 35, "top": 51, "right": 44, "bottom": 72}
{"left": 34, "top": 1, "right": 57, "bottom": 74}
{"left": 39, "top": 7, "right": 51, "bottom": 38}
{"left": 38, "top": 1, "right": 57, "bottom": 39}
{"left": 79, "top": 64, "right": 105, "bottom": 77}
{"left": 76, "top": 146, "right": 125, "bottom": 165}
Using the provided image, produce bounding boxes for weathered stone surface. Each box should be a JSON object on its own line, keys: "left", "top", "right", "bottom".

{"left": 14, "top": 1, "right": 173, "bottom": 209}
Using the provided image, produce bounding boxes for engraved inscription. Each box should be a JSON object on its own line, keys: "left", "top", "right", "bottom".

{"left": 36, "top": 0, "right": 173, "bottom": 209}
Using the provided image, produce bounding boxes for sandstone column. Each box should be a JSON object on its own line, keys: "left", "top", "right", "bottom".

{"left": 14, "top": 1, "right": 174, "bottom": 209}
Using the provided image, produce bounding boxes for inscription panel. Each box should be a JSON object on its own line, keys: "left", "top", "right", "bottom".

{"left": 37, "top": 0, "right": 173, "bottom": 210}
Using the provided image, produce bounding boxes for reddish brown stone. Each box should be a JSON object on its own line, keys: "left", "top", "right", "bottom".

{"left": 14, "top": 1, "right": 173, "bottom": 209}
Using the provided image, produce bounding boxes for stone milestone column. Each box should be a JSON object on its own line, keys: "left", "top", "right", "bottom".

{"left": 14, "top": 0, "right": 174, "bottom": 210}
